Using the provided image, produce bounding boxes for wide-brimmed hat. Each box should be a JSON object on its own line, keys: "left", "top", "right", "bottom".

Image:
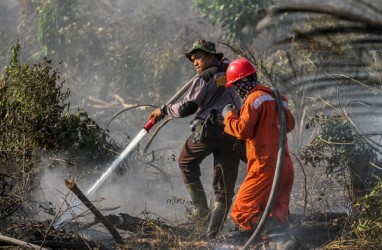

{"left": 184, "top": 39, "right": 224, "bottom": 61}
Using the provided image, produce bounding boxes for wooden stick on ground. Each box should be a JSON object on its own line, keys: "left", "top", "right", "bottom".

{"left": 64, "top": 179, "right": 124, "bottom": 245}
{"left": 0, "top": 234, "right": 49, "bottom": 250}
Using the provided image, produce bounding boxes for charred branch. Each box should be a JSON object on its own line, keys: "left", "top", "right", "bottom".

{"left": 0, "top": 234, "right": 48, "bottom": 250}
{"left": 64, "top": 179, "right": 124, "bottom": 245}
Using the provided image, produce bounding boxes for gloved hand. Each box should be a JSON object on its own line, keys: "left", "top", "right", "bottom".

{"left": 222, "top": 104, "right": 237, "bottom": 118}
{"left": 150, "top": 108, "right": 165, "bottom": 122}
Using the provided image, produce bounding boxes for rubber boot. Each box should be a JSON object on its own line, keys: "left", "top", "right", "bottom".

{"left": 207, "top": 202, "right": 229, "bottom": 239}
{"left": 185, "top": 180, "right": 209, "bottom": 222}
{"left": 262, "top": 217, "right": 302, "bottom": 250}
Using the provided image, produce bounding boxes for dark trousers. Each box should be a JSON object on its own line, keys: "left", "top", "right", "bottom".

{"left": 178, "top": 132, "right": 241, "bottom": 203}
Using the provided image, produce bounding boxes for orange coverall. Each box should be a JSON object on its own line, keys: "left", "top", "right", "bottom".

{"left": 224, "top": 85, "right": 295, "bottom": 230}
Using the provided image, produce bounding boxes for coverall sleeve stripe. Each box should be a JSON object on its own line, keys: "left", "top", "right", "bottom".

{"left": 251, "top": 94, "right": 288, "bottom": 110}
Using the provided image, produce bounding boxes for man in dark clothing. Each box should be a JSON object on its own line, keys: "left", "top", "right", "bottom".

{"left": 150, "top": 39, "right": 242, "bottom": 238}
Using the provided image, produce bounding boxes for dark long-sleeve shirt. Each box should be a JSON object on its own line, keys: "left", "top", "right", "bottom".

{"left": 167, "top": 63, "right": 241, "bottom": 123}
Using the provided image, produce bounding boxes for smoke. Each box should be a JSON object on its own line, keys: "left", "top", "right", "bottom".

{"left": 4, "top": 2, "right": 382, "bottom": 242}
{"left": 32, "top": 114, "right": 248, "bottom": 229}
{"left": 34, "top": 151, "right": 178, "bottom": 209}
{"left": 32, "top": 120, "right": 211, "bottom": 225}
{"left": 0, "top": 0, "right": 230, "bottom": 224}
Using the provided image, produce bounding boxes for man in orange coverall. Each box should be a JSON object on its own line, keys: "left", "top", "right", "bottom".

{"left": 222, "top": 58, "right": 298, "bottom": 247}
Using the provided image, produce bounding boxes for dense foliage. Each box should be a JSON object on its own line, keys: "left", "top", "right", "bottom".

{"left": 12, "top": 0, "right": 216, "bottom": 114}
{"left": 301, "top": 114, "right": 378, "bottom": 200}
{"left": 326, "top": 177, "right": 382, "bottom": 249}
{"left": 1, "top": 0, "right": 382, "bottom": 248}
{"left": 194, "top": 0, "right": 270, "bottom": 44}
{"left": 0, "top": 41, "right": 121, "bottom": 218}
{"left": 0, "top": 41, "right": 119, "bottom": 155}
{"left": 300, "top": 114, "right": 382, "bottom": 249}
{"left": 351, "top": 177, "right": 382, "bottom": 247}
{"left": 0, "top": 42, "right": 69, "bottom": 151}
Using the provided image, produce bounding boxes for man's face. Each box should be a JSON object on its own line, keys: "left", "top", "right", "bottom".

{"left": 190, "top": 50, "right": 215, "bottom": 74}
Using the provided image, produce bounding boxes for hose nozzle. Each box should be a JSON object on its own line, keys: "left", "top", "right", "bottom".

{"left": 143, "top": 118, "right": 156, "bottom": 132}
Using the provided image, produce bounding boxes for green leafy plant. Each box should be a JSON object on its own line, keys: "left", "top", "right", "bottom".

{"left": 1, "top": 41, "right": 69, "bottom": 151}
{"left": 37, "top": 0, "right": 57, "bottom": 55}
{"left": 194, "top": 0, "right": 271, "bottom": 43}
{"left": 0, "top": 41, "right": 122, "bottom": 217}
{"left": 301, "top": 113, "right": 378, "bottom": 201}
{"left": 351, "top": 177, "right": 382, "bottom": 244}
{"left": 325, "top": 177, "right": 382, "bottom": 249}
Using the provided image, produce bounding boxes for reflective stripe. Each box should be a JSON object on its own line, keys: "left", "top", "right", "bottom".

{"left": 252, "top": 94, "right": 288, "bottom": 110}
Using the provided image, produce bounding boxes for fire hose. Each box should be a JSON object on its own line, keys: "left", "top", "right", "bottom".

{"left": 240, "top": 87, "right": 286, "bottom": 250}
{"left": 143, "top": 75, "right": 197, "bottom": 153}
{"left": 54, "top": 76, "right": 197, "bottom": 229}
{"left": 87, "top": 75, "right": 197, "bottom": 195}
{"left": 107, "top": 75, "right": 197, "bottom": 129}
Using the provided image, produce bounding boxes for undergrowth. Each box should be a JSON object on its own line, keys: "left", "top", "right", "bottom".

{"left": 325, "top": 177, "right": 382, "bottom": 249}
{"left": 0, "top": 41, "right": 122, "bottom": 219}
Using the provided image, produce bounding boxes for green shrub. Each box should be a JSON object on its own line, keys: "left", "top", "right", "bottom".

{"left": 0, "top": 41, "right": 121, "bottom": 218}
{"left": 301, "top": 113, "right": 378, "bottom": 201}
{"left": 351, "top": 177, "right": 382, "bottom": 244}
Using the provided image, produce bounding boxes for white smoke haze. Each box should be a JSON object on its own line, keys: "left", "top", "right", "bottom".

{"left": 0, "top": 0, "right": 319, "bottom": 218}
{"left": 3, "top": 1, "right": 382, "bottom": 249}
{"left": 34, "top": 158, "right": 211, "bottom": 229}
{"left": 32, "top": 115, "right": 250, "bottom": 232}
{"left": 32, "top": 118, "right": 232, "bottom": 225}
{"left": 1, "top": 0, "right": 230, "bottom": 226}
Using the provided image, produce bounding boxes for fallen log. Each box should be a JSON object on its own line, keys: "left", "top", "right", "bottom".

{"left": 64, "top": 179, "right": 124, "bottom": 245}
{"left": 0, "top": 233, "right": 48, "bottom": 250}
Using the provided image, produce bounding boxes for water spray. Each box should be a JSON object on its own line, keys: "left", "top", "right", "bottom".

{"left": 54, "top": 118, "right": 156, "bottom": 228}
{"left": 54, "top": 75, "right": 197, "bottom": 229}
{"left": 86, "top": 119, "right": 155, "bottom": 196}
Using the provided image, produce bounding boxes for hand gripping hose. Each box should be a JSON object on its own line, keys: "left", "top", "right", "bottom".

{"left": 55, "top": 77, "right": 198, "bottom": 229}
{"left": 240, "top": 87, "right": 286, "bottom": 250}
{"left": 143, "top": 75, "right": 197, "bottom": 153}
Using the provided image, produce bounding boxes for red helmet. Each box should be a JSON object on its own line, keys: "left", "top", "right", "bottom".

{"left": 226, "top": 58, "right": 256, "bottom": 87}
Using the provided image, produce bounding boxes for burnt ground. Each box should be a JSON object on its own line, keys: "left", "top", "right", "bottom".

{"left": 288, "top": 213, "right": 345, "bottom": 249}
{"left": 204, "top": 213, "right": 346, "bottom": 250}
{"left": 105, "top": 212, "right": 346, "bottom": 249}
{"left": 0, "top": 212, "right": 346, "bottom": 249}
